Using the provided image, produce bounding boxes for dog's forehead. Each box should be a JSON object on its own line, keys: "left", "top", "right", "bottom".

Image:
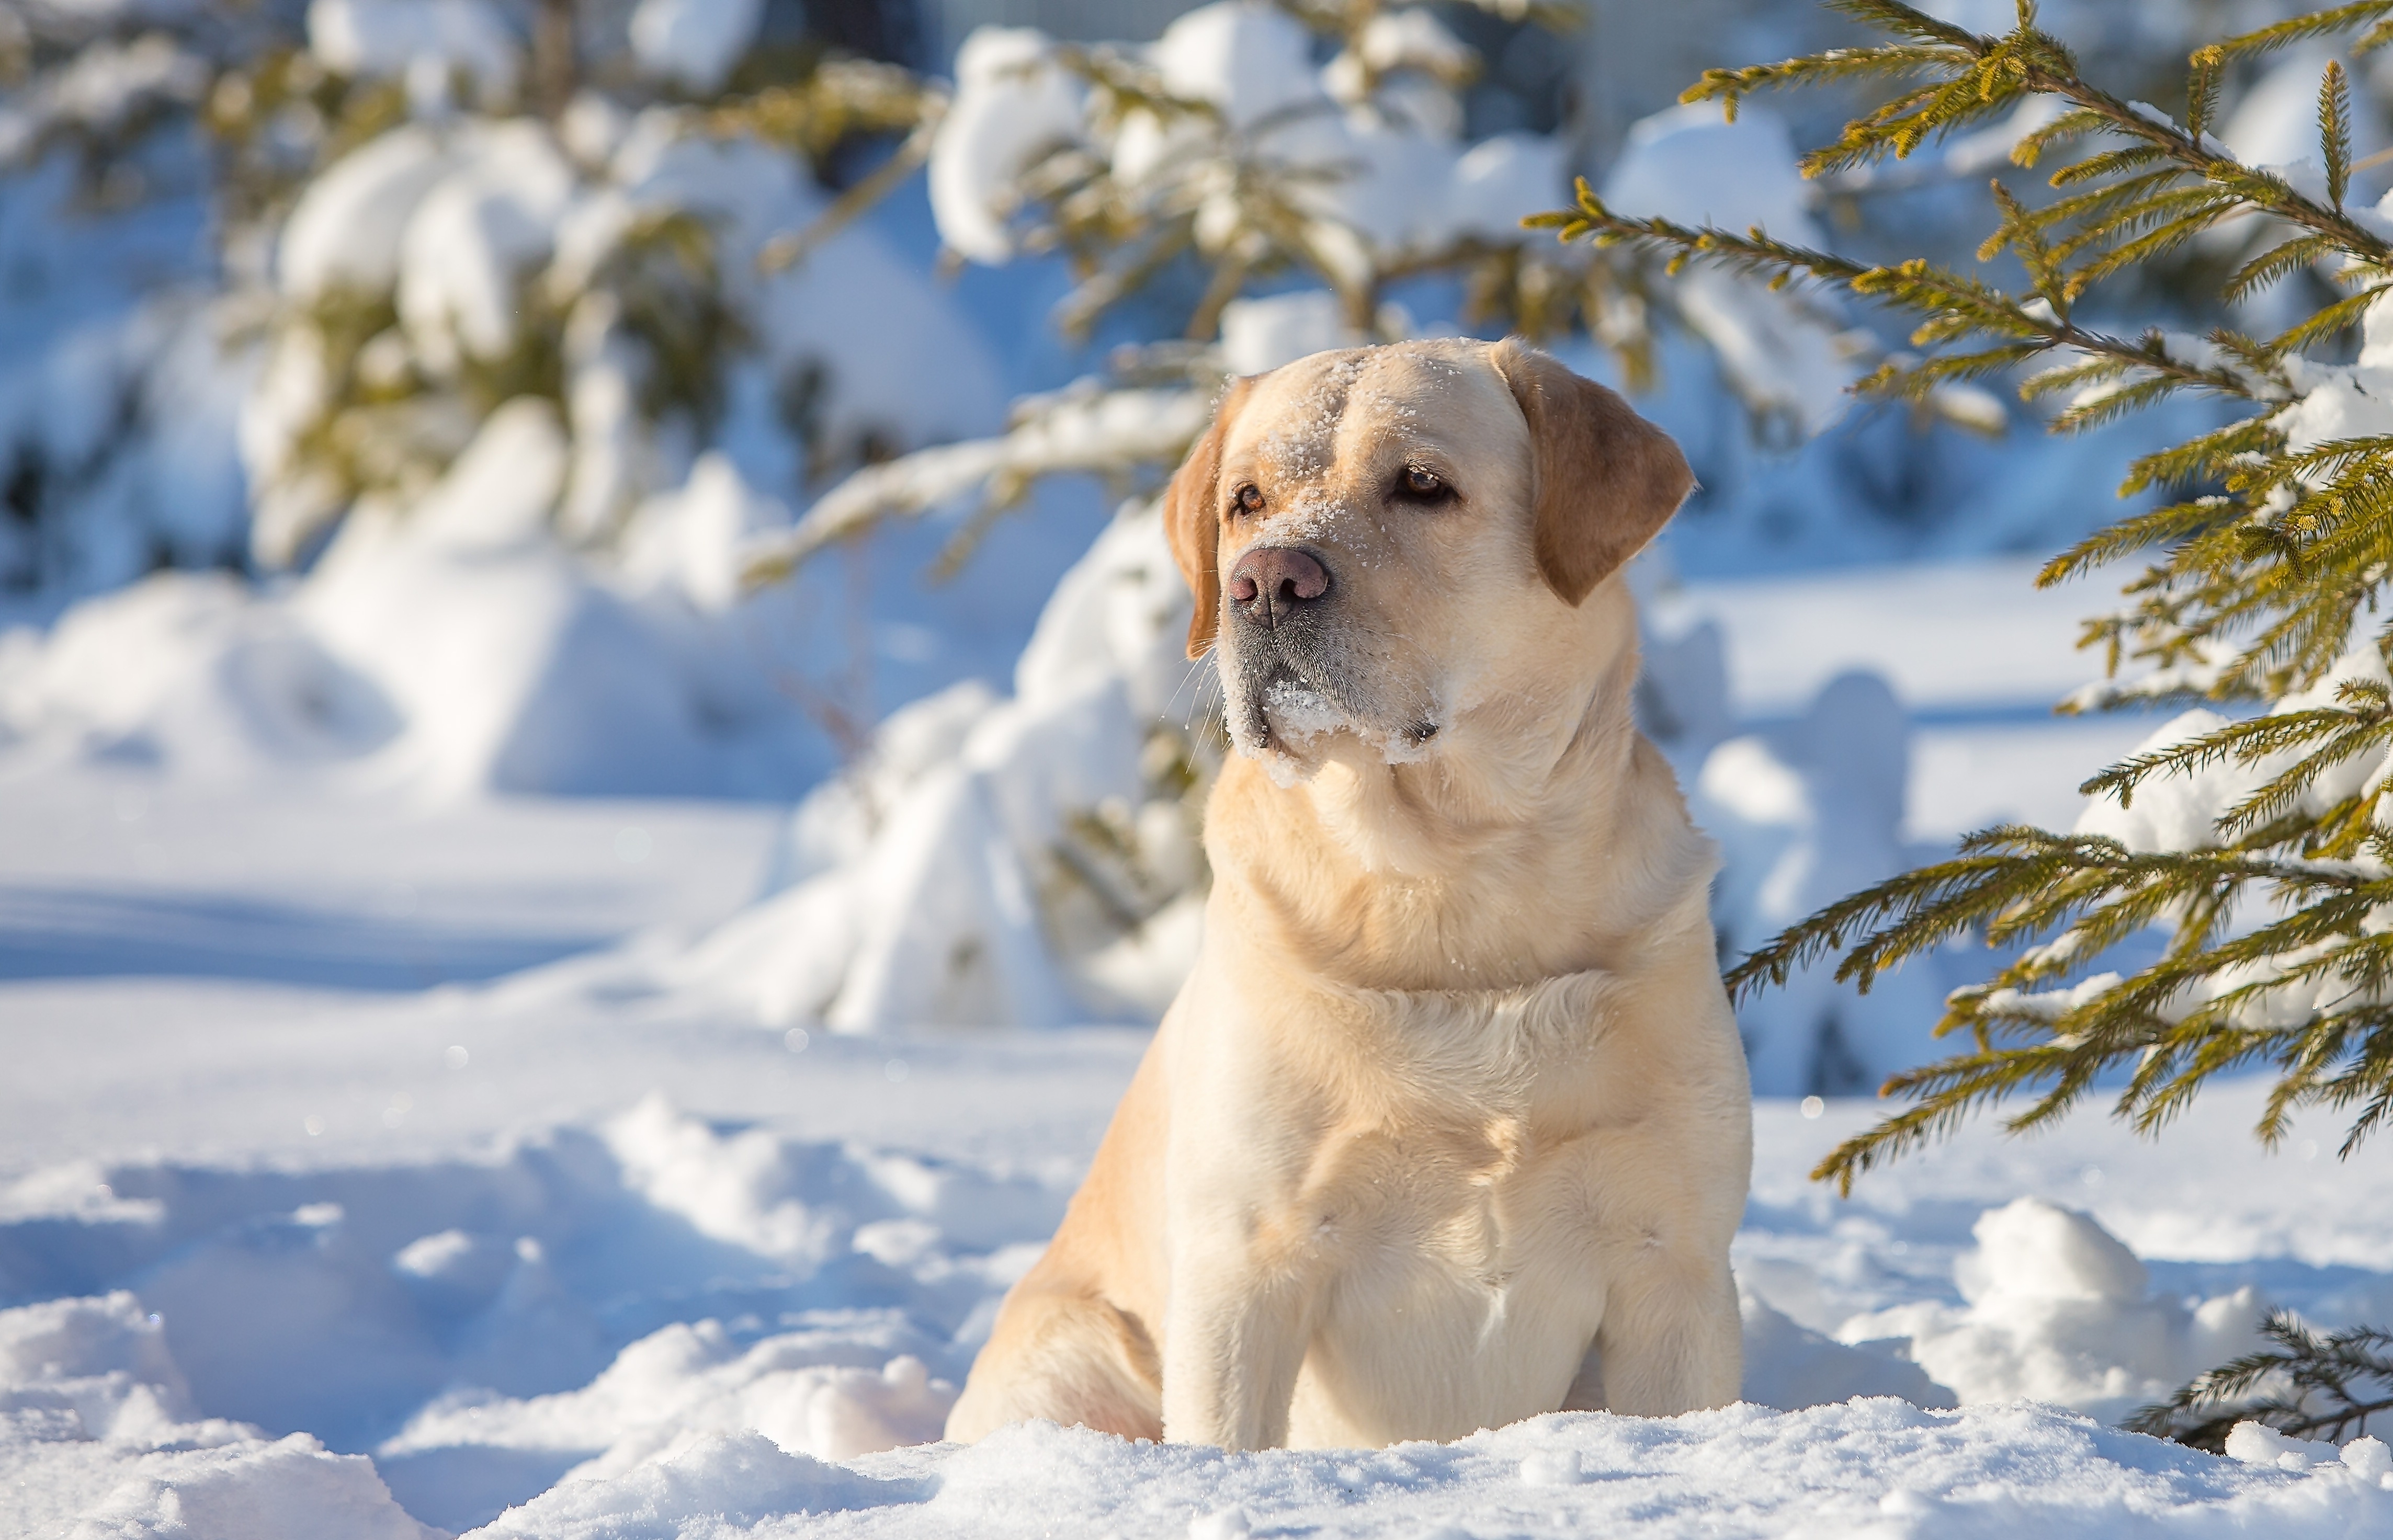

{"left": 1228, "top": 343, "right": 1521, "bottom": 478}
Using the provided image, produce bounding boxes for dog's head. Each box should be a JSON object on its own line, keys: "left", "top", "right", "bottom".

{"left": 1165, "top": 338, "right": 1692, "bottom": 781}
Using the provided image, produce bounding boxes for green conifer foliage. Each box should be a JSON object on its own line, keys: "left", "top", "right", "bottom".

{"left": 1534, "top": 0, "right": 2393, "bottom": 1446}
{"left": 1535, "top": 0, "right": 2393, "bottom": 1190}
{"left": 2127, "top": 1309, "right": 2393, "bottom": 1449}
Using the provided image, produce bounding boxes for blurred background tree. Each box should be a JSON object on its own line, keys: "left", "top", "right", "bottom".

{"left": 11, "top": 0, "right": 2393, "bottom": 1106}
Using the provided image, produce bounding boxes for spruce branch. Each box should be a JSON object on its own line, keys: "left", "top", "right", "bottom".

{"left": 2322, "top": 59, "right": 2354, "bottom": 210}
{"left": 1532, "top": 184, "right": 2262, "bottom": 409}
{"left": 2194, "top": 3, "right": 2393, "bottom": 67}
{"left": 2127, "top": 1311, "right": 2393, "bottom": 1451}
{"left": 1538, "top": 5, "right": 2393, "bottom": 1334}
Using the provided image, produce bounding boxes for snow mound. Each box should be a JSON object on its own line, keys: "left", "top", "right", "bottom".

{"left": 0, "top": 1096, "right": 1076, "bottom": 1531}
{"left": 0, "top": 571, "right": 400, "bottom": 777}
{"left": 385, "top": 1324, "right": 956, "bottom": 1482}
{"left": 470, "top": 1429, "right": 924, "bottom": 1537}
{"left": 1695, "top": 670, "right": 1946, "bottom": 1096}
{"left": 0, "top": 410, "right": 845, "bottom": 798}
{"left": 611, "top": 498, "right": 1208, "bottom": 1029}
{"left": 61, "top": 1435, "right": 441, "bottom": 1540}
{"left": 0, "top": 1294, "right": 436, "bottom": 1540}
{"left": 1838, "top": 1198, "right": 2267, "bottom": 1423}
{"left": 462, "top": 1402, "right": 2393, "bottom": 1539}
{"left": 5, "top": 1088, "right": 2386, "bottom": 1534}
{"left": 598, "top": 1093, "right": 1065, "bottom": 1265}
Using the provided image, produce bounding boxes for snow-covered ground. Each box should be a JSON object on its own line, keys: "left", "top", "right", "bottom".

{"left": 7, "top": 561, "right": 2392, "bottom": 1538}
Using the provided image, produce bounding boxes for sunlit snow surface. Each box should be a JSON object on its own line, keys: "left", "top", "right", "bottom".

{"left": 4, "top": 570, "right": 2392, "bottom": 1536}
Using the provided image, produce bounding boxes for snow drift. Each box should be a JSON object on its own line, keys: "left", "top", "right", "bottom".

{"left": 1, "top": 1092, "right": 2386, "bottom": 1536}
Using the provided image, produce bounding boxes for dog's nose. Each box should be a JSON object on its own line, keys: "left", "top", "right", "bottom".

{"left": 1228, "top": 546, "right": 1331, "bottom": 628}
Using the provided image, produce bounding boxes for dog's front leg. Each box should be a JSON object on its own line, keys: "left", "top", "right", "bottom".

{"left": 1593, "top": 1251, "right": 1741, "bottom": 1415}
{"left": 1160, "top": 1205, "right": 1322, "bottom": 1450}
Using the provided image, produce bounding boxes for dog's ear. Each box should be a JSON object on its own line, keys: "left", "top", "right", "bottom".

{"left": 1490, "top": 338, "right": 1693, "bottom": 606}
{"left": 1163, "top": 375, "right": 1254, "bottom": 660}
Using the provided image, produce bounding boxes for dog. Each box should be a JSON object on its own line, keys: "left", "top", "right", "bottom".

{"left": 945, "top": 337, "right": 1752, "bottom": 1451}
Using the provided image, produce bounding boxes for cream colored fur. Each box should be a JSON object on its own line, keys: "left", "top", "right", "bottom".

{"left": 944, "top": 338, "right": 1752, "bottom": 1452}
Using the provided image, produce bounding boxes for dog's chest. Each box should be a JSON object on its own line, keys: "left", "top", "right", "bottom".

{"left": 1292, "top": 1112, "right": 1617, "bottom": 1445}
{"left": 1277, "top": 972, "right": 1661, "bottom": 1443}
{"left": 1325, "top": 987, "right": 1627, "bottom": 1276}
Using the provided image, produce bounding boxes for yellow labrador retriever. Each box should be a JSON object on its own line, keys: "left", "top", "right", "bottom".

{"left": 946, "top": 337, "right": 1751, "bottom": 1451}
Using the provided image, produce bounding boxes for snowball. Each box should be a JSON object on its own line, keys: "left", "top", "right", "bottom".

{"left": 1840, "top": 1199, "right": 2270, "bottom": 1422}
{"left": 2344, "top": 1436, "right": 2393, "bottom": 1480}
{"left": 1518, "top": 1448, "right": 1586, "bottom": 1486}
{"left": 1956, "top": 1198, "right": 2148, "bottom": 1305}
{"left": 628, "top": 0, "right": 764, "bottom": 93}
{"left": 2225, "top": 1420, "right": 2342, "bottom": 1469}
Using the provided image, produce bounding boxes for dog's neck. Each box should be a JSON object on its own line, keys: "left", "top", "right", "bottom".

{"left": 1204, "top": 644, "right": 1716, "bottom": 994}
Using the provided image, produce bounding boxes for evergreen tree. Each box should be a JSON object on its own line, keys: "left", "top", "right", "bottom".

{"left": 0, "top": 1, "right": 943, "bottom": 584}
{"left": 1533, "top": 0, "right": 2393, "bottom": 1446}
{"left": 742, "top": 0, "right": 1633, "bottom": 581}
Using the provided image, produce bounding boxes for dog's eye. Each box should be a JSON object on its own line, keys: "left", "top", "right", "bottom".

{"left": 1231, "top": 483, "right": 1265, "bottom": 517}
{"left": 1396, "top": 464, "right": 1450, "bottom": 502}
